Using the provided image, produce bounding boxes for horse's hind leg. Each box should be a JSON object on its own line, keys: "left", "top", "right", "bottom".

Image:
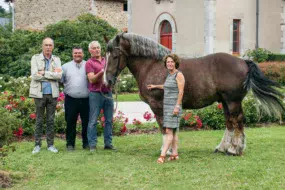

{"left": 215, "top": 101, "right": 246, "bottom": 156}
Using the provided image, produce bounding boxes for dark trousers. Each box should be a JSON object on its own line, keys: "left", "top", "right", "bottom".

{"left": 64, "top": 95, "right": 89, "bottom": 148}
{"left": 34, "top": 94, "right": 57, "bottom": 147}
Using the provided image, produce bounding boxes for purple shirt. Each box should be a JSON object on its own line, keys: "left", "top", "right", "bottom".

{"left": 85, "top": 57, "right": 111, "bottom": 93}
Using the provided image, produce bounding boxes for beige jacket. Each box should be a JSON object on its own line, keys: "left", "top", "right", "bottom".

{"left": 29, "top": 53, "right": 62, "bottom": 98}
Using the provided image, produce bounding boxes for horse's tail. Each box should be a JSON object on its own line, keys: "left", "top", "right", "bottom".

{"left": 244, "top": 60, "right": 284, "bottom": 116}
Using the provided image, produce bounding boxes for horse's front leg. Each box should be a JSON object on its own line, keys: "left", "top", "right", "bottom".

{"left": 215, "top": 114, "right": 246, "bottom": 156}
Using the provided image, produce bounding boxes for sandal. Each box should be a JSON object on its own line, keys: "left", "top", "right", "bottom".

{"left": 157, "top": 156, "right": 166, "bottom": 164}
{"left": 168, "top": 154, "right": 179, "bottom": 161}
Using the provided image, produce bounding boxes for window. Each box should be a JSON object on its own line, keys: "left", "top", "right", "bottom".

{"left": 233, "top": 19, "right": 241, "bottom": 55}
{"left": 123, "top": 2, "right": 128, "bottom": 11}
{"left": 160, "top": 20, "right": 172, "bottom": 50}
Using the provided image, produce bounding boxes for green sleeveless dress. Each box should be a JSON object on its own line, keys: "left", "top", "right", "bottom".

{"left": 163, "top": 71, "right": 182, "bottom": 129}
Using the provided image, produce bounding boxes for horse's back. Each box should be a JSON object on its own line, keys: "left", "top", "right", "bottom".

{"left": 180, "top": 53, "right": 248, "bottom": 109}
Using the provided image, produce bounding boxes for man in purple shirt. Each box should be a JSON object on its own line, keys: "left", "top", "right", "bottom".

{"left": 85, "top": 41, "right": 115, "bottom": 152}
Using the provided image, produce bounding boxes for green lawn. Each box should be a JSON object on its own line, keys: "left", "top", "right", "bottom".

{"left": 3, "top": 126, "right": 285, "bottom": 189}
{"left": 115, "top": 93, "right": 141, "bottom": 102}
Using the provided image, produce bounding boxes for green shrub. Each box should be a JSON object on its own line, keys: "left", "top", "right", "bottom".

{"left": 267, "top": 53, "right": 285, "bottom": 62}
{"left": 193, "top": 103, "right": 225, "bottom": 130}
{"left": 0, "top": 108, "right": 20, "bottom": 148}
{"left": 243, "top": 48, "right": 272, "bottom": 63}
{"left": 54, "top": 111, "right": 66, "bottom": 134}
{"left": 180, "top": 110, "right": 203, "bottom": 129}
{"left": 117, "top": 74, "right": 138, "bottom": 93}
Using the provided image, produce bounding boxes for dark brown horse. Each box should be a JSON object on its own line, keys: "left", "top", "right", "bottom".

{"left": 104, "top": 33, "right": 284, "bottom": 156}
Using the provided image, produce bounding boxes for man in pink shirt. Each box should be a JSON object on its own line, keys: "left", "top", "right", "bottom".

{"left": 85, "top": 41, "right": 115, "bottom": 152}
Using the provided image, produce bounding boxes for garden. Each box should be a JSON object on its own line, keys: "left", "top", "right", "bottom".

{"left": 1, "top": 13, "right": 285, "bottom": 189}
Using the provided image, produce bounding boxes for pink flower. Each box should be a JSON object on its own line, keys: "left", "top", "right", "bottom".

{"left": 57, "top": 97, "right": 63, "bottom": 102}
{"left": 30, "top": 113, "right": 36, "bottom": 119}
{"left": 125, "top": 117, "right": 129, "bottom": 123}
{"left": 77, "top": 115, "right": 82, "bottom": 124}
{"left": 59, "top": 92, "right": 65, "bottom": 97}
{"left": 20, "top": 96, "right": 26, "bottom": 101}
{"left": 101, "top": 116, "right": 105, "bottom": 122}
{"left": 56, "top": 104, "right": 61, "bottom": 110}
{"left": 217, "top": 103, "right": 223, "bottom": 110}
{"left": 100, "top": 109, "right": 104, "bottom": 114}
{"left": 143, "top": 111, "right": 152, "bottom": 121}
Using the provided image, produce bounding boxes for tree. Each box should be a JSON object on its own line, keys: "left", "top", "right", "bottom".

{"left": 0, "top": 6, "right": 11, "bottom": 18}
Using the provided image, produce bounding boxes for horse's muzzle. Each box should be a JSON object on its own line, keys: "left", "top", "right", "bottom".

{"left": 106, "top": 75, "right": 116, "bottom": 87}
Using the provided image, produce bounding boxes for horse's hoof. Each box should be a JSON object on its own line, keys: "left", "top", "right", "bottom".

{"left": 225, "top": 151, "right": 235, "bottom": 156}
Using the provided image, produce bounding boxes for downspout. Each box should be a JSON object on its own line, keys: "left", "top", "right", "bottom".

{"left": 12, "top": 3, "right": 15, "bottom": 31}
{"left": 255, "top": 0, "right": 259, "bottom": 49}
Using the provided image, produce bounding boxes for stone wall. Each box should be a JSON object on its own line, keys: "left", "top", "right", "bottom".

{"left": 14, "top": 0, "right": 127, "bottom": 31}
{"left": 14, "top": 0, "right": 90, "bottom": 30}
{"left": 95, "top": 0, "right": 127, "bottom": 31}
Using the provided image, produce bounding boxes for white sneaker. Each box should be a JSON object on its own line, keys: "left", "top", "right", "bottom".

{"left": 32, "top": 145, "right": 41, "bottom": 154}
{"left": 47, "top": 146, "right": 58, "bottom": 153}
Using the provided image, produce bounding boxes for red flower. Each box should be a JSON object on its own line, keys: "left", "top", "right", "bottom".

{"left": 133, "top": 118, "right": 142, "bottom": 125}
{"left": 101, "top": 116, "right": 105, "bottom": 122}
{"left": 196, "top": 119, "right": 203, "bottom": 129}
{"left": 184, "top": 113, "right": 192, "bottom": 121}
{"left": 20, "top": 96, "right": 26, "bottom": 101}
{"left": 12, "top": 102, "right": 18, "bottom": 108}
{"left": 30, "top": 113, "right": 36, "bottom": 119}
{"left": 217, "top": 103, "right": 223, "bottom": 110}
{"left": 3, "top": 91, "right": 8, "bottom": 94}
{"left": 8, "top": 95, "right": 13, "bottom": 101}
{"left": 5, "top": 104, "right": 12, "bottom": 111}
{"left": 59, "top": 92, "right": 65, "bottom": 97}
{"left": 13, "top": 127, "right": 23, "bottom": 138}
{"left": 121, "top": 124, "right": 127, "bottom": 133}
{"left": 100, "top": 109, "right": 104, "bottom": 114}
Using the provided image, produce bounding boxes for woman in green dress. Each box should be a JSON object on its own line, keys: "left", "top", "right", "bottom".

{"left": 147, "top": 54, "right": 185, "bottom": 163}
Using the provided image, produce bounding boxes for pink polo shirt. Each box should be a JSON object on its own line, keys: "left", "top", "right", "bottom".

{"left": 85, "top": 57, "right": 111, "bottom": 93}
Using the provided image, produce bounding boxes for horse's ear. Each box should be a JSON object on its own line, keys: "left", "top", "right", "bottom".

{"left": 103, "top": 35, "right": 109, "bottom": 43}
{"left": 115, "top": 34, "right": 120, "bottom": 44}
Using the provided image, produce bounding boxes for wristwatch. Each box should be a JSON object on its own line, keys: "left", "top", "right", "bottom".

{"left": 175, "top": 104, "right": 181, "bottom": 110}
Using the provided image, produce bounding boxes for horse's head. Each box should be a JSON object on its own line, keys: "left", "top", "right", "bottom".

{"left": 104, "top": 33, "right": 130, "bottom": 87}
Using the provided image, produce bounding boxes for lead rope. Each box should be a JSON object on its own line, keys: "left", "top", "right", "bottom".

{"left": 99, "top": 81, "right": 119, "bottom": 114}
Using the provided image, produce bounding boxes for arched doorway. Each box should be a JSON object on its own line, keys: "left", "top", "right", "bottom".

{"left": 160, "top": 20, "right": 172, "bottom": 50}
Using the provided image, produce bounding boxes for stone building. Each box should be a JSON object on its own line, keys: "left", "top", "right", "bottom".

{"left": 128, "top": 0, "right": 285, "bottom": 56}
{"left": 14, "top": 0, "right": 128, "bottom": 31}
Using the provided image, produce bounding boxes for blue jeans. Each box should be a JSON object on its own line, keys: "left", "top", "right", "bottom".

{"left": 87, "top": 92, "right": 114, "bottom": 147}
